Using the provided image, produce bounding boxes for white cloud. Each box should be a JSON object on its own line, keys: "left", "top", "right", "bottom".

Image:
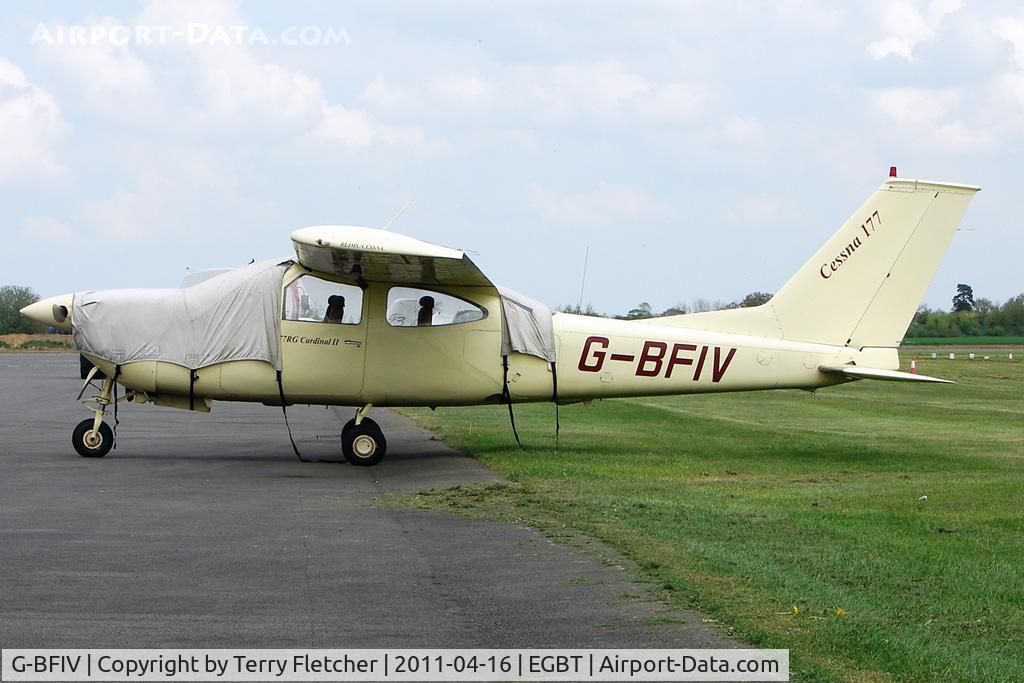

{"left": 358, "top": 76, "right": 416, "bottom": 112}
{"left": 993, "top": 16, "right": 1024, "bottom": 69}
{"left": 775, "top": 0, "right": 846, "bottom": 31}
{"left": 721, "top": 194, "right": 797, "bottom": 226}
{"left": 994, "top": 71, "right": 1024, "bottom": 109}
{"left": 136, "top": 0, "right": 237, "bottom": 27}
{"left": 22, "top": 216, "right": 79, "bottom": 244}
{"left": 134, "top": 0, "right": 324, "bottom": 132}
{"left": 866, "top": 0, "right": 963, "bottom": 61}
{"left": 197, "top": 50, "right": 325, "bottom": 131}
{"left": 358, "top": 61, "right": 711, "bottom": 124}
{"left": 528, "top": 181, "right": 675, "bottom": 228}
{"left": 134, "top": 0, "right": 429, "bottom": 147}
{"left": 867, "top": 86, "right": 991, "bottom": 150}
{"left": 308, "top": 104, "right": 443, "bottom": 153}
{"left": 430, "top": 73, "right": 493, "bottom": 109}
{"left": 82, "top": 185, "right": 162, "bottom": 241}
{"left": 80, "top": 147, "right": 239, "bottom": 242}
{"left": 720, "top": 115, "right": 764, "bottom": 145}
{"left": 870, "top": 86, "right": 959, "bottom": 124}
{"left": 31, "top": 1, "right": 324, "bottom": 132}
{"left": 0, "top": 58, "right": 67, "bottom": 185}
{"left": 633, "top": 80, "right": 710, "bottom": 122}
{"left": 526, "top": 62, "right": 711, "bottom": 123}
{"left": 34, "top": 17, "right": 155, "bottom": 119}
{"left": 530, "top": 61, "right": 649, "bottom": 119}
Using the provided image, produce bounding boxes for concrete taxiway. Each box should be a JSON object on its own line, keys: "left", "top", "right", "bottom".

{"left": 0, "top": 354, "right": 736, "bottom": 648}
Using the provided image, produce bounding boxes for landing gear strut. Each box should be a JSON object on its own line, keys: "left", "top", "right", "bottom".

{"left": 341, "top": 403, "right": 387, "bottom": 466}
{"left": 73, "top": 376, "right": 116, "bottom": 458}
{"left": 72, "top": 372, "right": 133, "bottom": 458}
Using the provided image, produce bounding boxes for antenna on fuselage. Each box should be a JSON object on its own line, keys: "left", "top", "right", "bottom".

{"left": 577, "top": 245, "right": 590, "bottom": 310}
{"left": 382, "top": 199, "right": 415, "bottom": 231}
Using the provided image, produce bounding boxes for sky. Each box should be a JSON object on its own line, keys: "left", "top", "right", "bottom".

{"left": 1, "top": 0, "right": 1022, "bottom": 315}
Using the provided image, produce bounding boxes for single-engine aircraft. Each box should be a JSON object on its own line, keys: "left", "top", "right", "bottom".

{"left": 21, "top": 171, "right": 978, "bottom": 465}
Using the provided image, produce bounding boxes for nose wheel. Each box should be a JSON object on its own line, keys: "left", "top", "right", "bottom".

{"left": 72, "top": 373, "right": 127, "bottom": 458}
{"left": 73, "top": 419, "right": 113, "bottom": 458}
{"left": 341, "top": 414, "right": 387, "bottom": 466}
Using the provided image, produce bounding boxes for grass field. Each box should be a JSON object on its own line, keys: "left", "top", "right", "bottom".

{"left": 0, "top": 333, "right": 73, "bottom": 351}
{"left": 402, "top": 357, "right": 1024, "bottom": 682}
{"left": 902, "top": 336, "right": 1024, "bottom": 346}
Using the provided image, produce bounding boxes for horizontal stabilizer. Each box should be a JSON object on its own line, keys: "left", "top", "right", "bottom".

{"left": 818, "top": 365, "right": 954, "bottom": 384}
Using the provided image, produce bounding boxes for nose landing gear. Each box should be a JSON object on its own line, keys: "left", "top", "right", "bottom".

{"left": 341, "top": 403, "right": 387, "bottom": 466}
{"left": 72, "top": 371, "right": 134, "bottom": 458}
{"left": 73, "top": 418, "right": 114, "bottom": 458}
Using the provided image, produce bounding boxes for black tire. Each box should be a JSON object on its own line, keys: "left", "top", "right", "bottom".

{"left": 341, "top": 418, "right": 357, "bottom": 437}
{"left": 341, "top": 418, "right": 387, "bottom": 466}
{"left": 72, "top": 419, "right": 113, "bottom": 458}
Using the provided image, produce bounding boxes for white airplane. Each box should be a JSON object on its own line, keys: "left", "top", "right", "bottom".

{"left": 21, "top": 172, "right": 978, "bottom": 465}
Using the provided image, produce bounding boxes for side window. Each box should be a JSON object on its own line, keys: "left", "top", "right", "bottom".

{"left": 386, "top": 287, "right": 486, "bottom": 327}
{"left": 283, "top": 275, "right": 363, "bottom": 325}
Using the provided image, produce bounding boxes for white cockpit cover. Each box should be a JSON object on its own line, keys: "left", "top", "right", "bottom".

{"left": 498, "top": 286, "right": 556, "bottom": 363}
{"left": 73, "top": 259, "right": 292, "bottom": 371}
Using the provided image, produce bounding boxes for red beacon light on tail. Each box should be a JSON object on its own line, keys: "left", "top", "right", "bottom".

{"left": 889, "top": 166, "right": 898, "bottom": 177}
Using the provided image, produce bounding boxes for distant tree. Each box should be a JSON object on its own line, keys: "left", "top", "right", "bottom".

{"left": 558, "top": 302, "right": 604, "bottom": 317}
{"left": 625, "top": 302, "right": 654, "bottom": 319}
{"left": 660, "top": 303, "right": 688, "bottom": 316}
{"left": 0, "top": 285, "right": 43, "bottom": 334}
{"left": 689, "top": 297, "right": 729, "bottom": 313}
{"left": 973, "top": 297, "right": 996, "bottom": 314}
{"left": 736, "top": 291, "right": 772, "bottom": 308}
{"left": 1002, "top": 294, "right": 1024, "bottom": 333}
{"left": 690, "top": 297, "right": 714, "bottom": 313}
{"left": 904, "top": 291, "right": 1024, "bottom": 339}
{"left": 956, "top": 311, "right": 980, "bottom": 336}
{"left": 952, "top": 283, "right": 975, "bottom": 312}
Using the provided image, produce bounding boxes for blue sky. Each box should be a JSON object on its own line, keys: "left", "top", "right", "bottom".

{"left": 2, "top": 0, "right": 1021, "bottom": 314}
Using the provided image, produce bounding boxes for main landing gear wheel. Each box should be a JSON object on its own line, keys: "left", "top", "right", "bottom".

{"left": 72, "top": 419, "right": 113, "bottom": 458}
{"left": 341, "top": 417, "right": 387, "bottom": 466}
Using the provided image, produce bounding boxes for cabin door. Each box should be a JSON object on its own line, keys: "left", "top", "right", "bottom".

{"left": 279, "top": 273, "right": 366, "bottom": 404}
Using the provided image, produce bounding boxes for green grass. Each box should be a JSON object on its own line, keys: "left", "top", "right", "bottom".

{"left": 401, "top": 357, "right": 1024, "bottom": 682}
{"left": 902, "top": 336, "right": 1024, "bottom": 346}
{"left": 17, "top": 338, "right": 73, "bottom": 350}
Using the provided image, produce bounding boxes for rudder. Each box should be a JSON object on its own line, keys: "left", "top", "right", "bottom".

{"left": 657, "top": 176, "right": 979, "bottom": 348}
{"left": 770, "top": 178, "right": 979, "bottom": 348}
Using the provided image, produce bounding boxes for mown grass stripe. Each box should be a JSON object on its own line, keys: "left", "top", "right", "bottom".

{"left": 399, "top": 356, "right": 1024, "bottom": 682}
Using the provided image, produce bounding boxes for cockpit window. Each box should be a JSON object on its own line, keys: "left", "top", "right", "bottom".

{"left": 386, "top": 287, "right": 486, "bottom": 327}
{"left": 283, "top": 275, "right": 363, "bottom": 325}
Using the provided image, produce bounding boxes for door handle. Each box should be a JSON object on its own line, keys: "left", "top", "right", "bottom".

{"left": 344, "top": 340, "right": 362, "bottom": 347}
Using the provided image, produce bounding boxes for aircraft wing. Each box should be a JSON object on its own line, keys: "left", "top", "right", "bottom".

{"left": 291, "top": 225, "right": 494, "bottom": 288}
{"left": 818, "top": 365, "right": 954, "bottom": 384}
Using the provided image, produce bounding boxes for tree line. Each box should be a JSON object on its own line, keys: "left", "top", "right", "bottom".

{"left": 908, "top": 285, "right": 1024, "bottom": 338}
{"left": 560, "top": 291, "right": 773, "bottom": 319}
{"left": 0, "top": 285, "right": 44, "bottom": 334}
{"left": 563, "top": 284, "right": 1024, "bottom": 338}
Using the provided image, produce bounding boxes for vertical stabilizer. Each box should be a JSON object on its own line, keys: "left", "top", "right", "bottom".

{"left": 656, "top": 177, "right": 979, "bottom": 348}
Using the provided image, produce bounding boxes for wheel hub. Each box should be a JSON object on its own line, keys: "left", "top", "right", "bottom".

{"left": 83, "top": 430, "right": 103, "bottom": 449}
{"left": 352, "top": 434, "right": 377, "bottom": 458}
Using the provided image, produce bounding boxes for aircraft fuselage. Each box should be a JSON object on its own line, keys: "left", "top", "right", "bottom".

{"left": 80, "top": 264, "right": 886, "bottom": 411}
